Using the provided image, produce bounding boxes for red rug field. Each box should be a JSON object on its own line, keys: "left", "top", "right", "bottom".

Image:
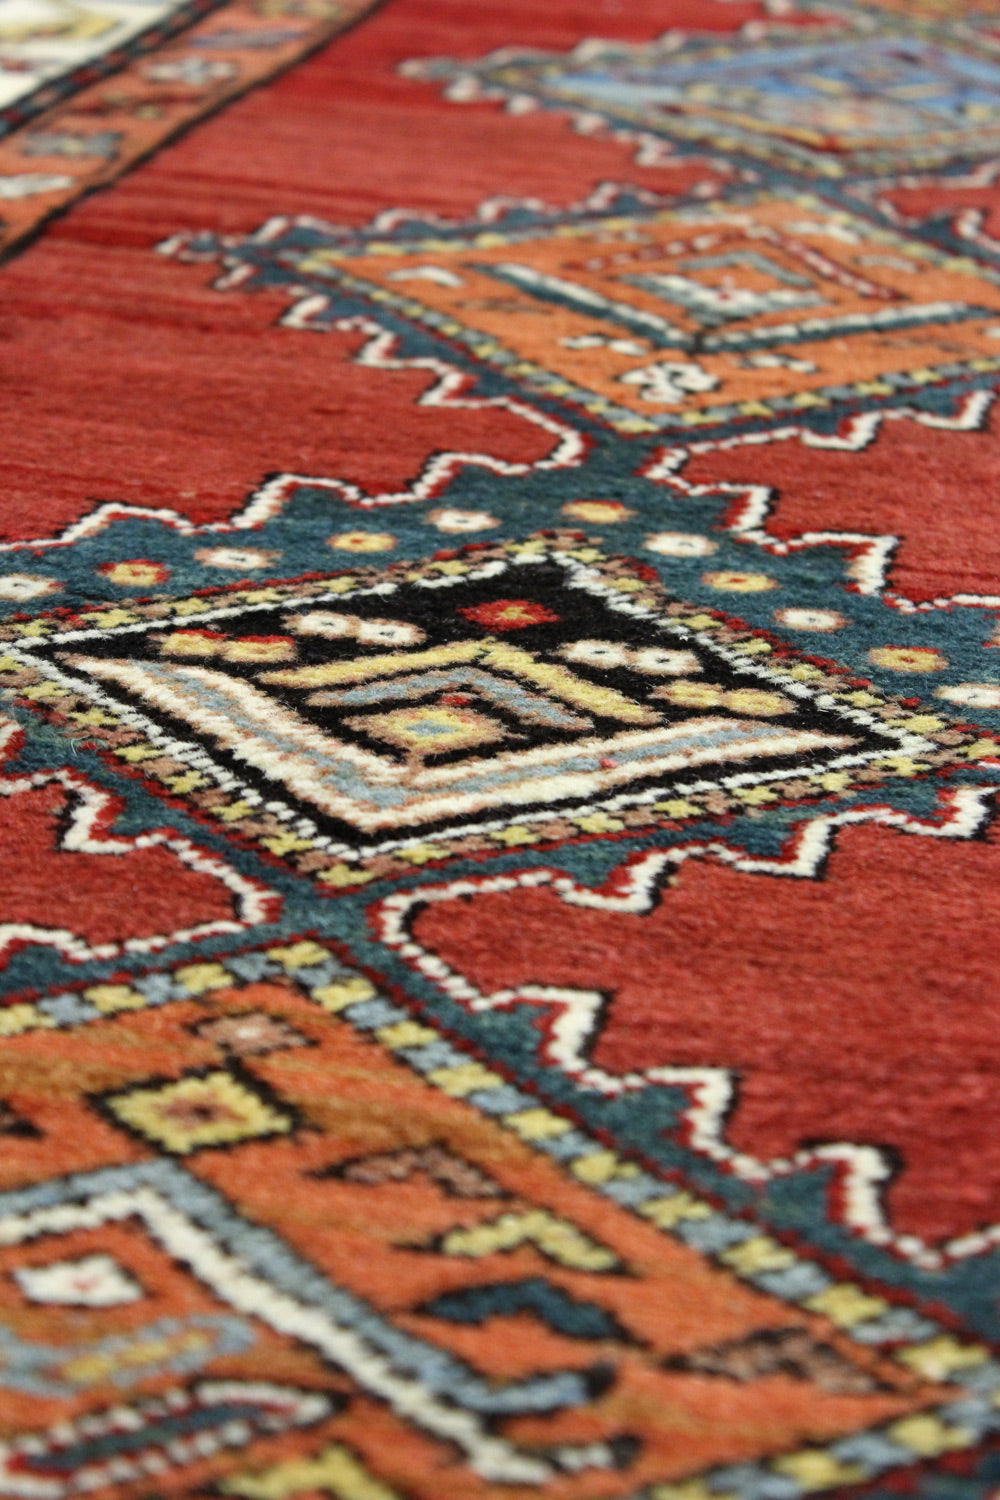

{"left": 4, "top": 1, "right": 1000, "bottom": 1495}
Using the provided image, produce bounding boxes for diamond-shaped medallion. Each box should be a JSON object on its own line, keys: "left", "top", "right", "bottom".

{"left": 4, "top": 534, "right": 969, "bottom": 884}
{"left": 410, "top": 19, "right": 1000, "bottom": 177}
{"left": 228, "top": 191, "right": 1000, "bottom": 437}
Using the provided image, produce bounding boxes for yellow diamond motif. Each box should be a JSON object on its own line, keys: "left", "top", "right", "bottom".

{"left": 103, "top": 1070, "right": 294, "bottom": 1155}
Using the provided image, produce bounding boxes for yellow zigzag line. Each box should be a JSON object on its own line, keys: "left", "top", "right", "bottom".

{"left": 438, "top": 1208, "right": 620, "bottom": 1273}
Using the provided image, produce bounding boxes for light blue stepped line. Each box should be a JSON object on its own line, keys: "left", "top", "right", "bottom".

{"left": 28, "top": 947, "right": 1000, "bottom": 1397}
{"left": 470, "top": 261, "right": 694, "bottom": 349}
{"left": 623, "top": 272, "right": 823, "bottom": 329}
{"left": 677, "top": 252, "right": 814, "bottom": 288}
{"left": 698, "top": 300, "right": 995, "bottom": 353}
{"left": 0, "top": 1160, "right": 603, "bottom": 1421}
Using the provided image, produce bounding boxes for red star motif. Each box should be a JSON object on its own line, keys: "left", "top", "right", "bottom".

{"left": 458, "top": 599, "right": 560, "bottom": 632}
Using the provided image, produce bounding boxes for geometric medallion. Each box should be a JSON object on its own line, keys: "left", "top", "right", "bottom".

{"left": 0, "top": 974, "right": 946, "bottom": 1494}
{"left": 234, "top": 191, "right": 1000, "bottom": 436}
{"left": 406, "top": 14, "right": 1000, "bottom": 177}
{"left": 3, "top": 533, "right": 977, "bottom": 885}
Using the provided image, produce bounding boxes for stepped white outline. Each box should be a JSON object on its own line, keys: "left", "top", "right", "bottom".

{"left": 642, "top": 391, "right": 1000, "bottom": 611}
{"left": 204, "top": 180, "right": 673, "bottom": 243}
{"left": 399, "top": 24, "right": 796, "bottom": 177}
{"left": 858, "top": 159, "right": 1000, "bottom": 261}
{"left": 260, "top": 313, "right": 587, "bottom": 510}
{"left": 0, "top": 718, "right": 279, "bottom": 964}
{"left": 377, "top": 786, "right": 1000, "bottom": 1269}
{"left": 0, "top": 318, "right": 585, "bottom": 554}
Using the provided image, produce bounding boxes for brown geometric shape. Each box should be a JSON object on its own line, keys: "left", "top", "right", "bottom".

{"left": 193, "top": 1011, "right": 311, "bottom": 1058}
{"left": 666, "top": 1328, "right": 888, "bottom": 1396}
{"left": 326, "top": 1145, "right": 507, "bottom": 1199}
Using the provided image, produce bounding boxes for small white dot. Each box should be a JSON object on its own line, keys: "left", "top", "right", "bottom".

{"left": 644, "top": 533, "right": 717, "bottom": 558}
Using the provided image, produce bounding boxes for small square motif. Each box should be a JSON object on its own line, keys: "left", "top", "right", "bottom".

{"left": 100, "top": 1070, "right": 294, "bottom": 1155}
{"left": 192, "top": 1011, "right": 311, "bottom": 1058}
{"left": 345, "top": 703, "right": 509, "bottom": 758}
{"left": 14, "top": 1253, "right": 143, "bottom": 1308}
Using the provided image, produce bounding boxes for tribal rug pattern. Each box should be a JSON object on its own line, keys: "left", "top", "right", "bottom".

{"left": 0, "top": 0, "right": 379, "bottom": 259}
{"left": 6, "top": 0, "right": 1000, "bottom": 1496}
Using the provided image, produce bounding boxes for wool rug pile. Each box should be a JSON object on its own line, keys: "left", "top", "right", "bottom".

{"left": 4, "top": 0, "right": 1000, "bottom": 1494}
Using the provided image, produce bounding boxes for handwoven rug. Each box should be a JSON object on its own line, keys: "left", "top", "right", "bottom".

{"left": 6, "top": 0, "right": 1000, "bottom": 1493}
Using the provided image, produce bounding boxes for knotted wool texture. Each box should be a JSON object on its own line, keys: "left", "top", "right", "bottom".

{"left": 3, "top": 1, "right": 1000, "bottom": 1496}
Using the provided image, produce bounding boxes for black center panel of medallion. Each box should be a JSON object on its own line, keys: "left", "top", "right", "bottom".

{"left": 34, "top": 557, "right": 897, "bottom": 848}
